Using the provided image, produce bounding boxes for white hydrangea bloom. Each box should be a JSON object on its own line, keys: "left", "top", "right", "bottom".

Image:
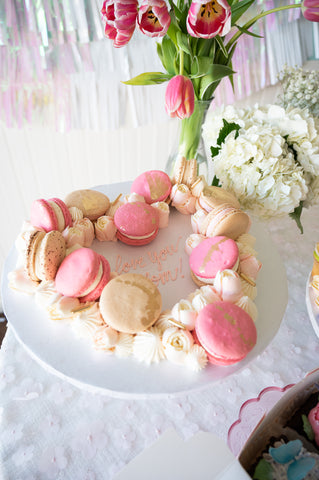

{"left": 202, "top": 103, "right": 319, "bottom": 219}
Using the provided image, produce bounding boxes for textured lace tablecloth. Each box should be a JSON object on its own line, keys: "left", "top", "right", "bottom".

{"left": 1, "top": 205, "right": 319, "bottom": 480}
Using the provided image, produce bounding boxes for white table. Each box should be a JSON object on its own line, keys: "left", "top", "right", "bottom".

{"left": 1, "top": 201, "right": 319, "bottom": 479}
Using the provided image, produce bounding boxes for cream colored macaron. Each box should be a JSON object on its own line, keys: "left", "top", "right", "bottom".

{"left": 197, "top": 185, "right": 240, "bottom": 212}
{"left": 99, "top": 273, "right": 162, "bottom": 334}
{"left": 25, "top": 230, "right": 66, "bottom": 282}
{"left": 65, "top": 189, "right": 110, "bottom": 221}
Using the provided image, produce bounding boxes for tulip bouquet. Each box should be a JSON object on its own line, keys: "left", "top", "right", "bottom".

{"left": 101, "top": 0, "right": 319, "bottom": 172}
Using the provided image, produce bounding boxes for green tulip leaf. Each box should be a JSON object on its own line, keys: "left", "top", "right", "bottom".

{"left": 167, "top": 20, "right": 180, "bottom": 46}
{"left": 231, "top": 0, "right": 256, "bottom": 25}
{"left": 235, "top": 24, "right": 264, "bottom": 38}
{"left": 161, "top": 36, "right": 178, "bottom": 74}
{"left": 122, "top": 72, "right": 172, "bottom": 85}
{"left": 215, "top": 35, "right": 228, "bottom": 59}
{"left": 196, "top": 38, "right": 215, "bottom": 57}
{"left": 199, "top": 64, "right": 234, "bottom": 97}
{"left": 176, "top": 31, "right": 192, "bottom": 55}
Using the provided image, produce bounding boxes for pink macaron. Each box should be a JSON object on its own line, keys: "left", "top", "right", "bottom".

{"left": 55, "top": 247, "right": 111, "bottom": 303}
{"left": 189, "top": 236, "right": 239, "bottom": 286}
{"left": 195, "top": 301, "right": 257, "bottom": 365}
{"left": 114, "top": 201, "right": 160, "bottom": 246}
{"left": 31, "top": 198, "right": 72, "bottom": 233}
{"left": 131, "top": 170, "right": 172, "bottom": 204}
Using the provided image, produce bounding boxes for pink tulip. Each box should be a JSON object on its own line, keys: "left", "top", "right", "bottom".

{"left": 308, "top": 404, "right": 319, "bottom": 446}
{"left": 302, "top": 0, "right": 319, "bottom": 21}
{"left": 187, "top": 0, "right": 231, "bottom": 38}
{"left": 101, "top": 0, "right": 138, "bottom": 48}
{"left": 137, "top": 0, "right": 171, "bottom": 37}
{"left": 165, "top": 75, "right": 195, "bottom": 119}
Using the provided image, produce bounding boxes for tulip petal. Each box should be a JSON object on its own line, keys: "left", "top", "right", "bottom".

{"left": 138, "top": 0, "right": 171, "bottom": 37}
{"left": 101, "top": 0, "right": 138, "bottom": 47}
{"left": 187, "top": 0, "right": 231, "bottom": 38}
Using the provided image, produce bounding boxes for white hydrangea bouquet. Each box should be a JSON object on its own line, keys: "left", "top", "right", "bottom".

{"left": 277, "top": 65, "right": 319, "bottom": 118}
{"left": 202, "top": 104, "right": 319, "bottom": 232}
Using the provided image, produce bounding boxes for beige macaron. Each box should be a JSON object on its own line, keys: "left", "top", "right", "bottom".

{"left": 25, "top": 230, "right": 66, "bottom": 282}
{"left": 99, "top": 273, "right": 162, "bottom": 334}
{"left": 197, "top": 185, "right": 240, "bottom": 212}
{"left": 65, "top": 189, "right": 110, "bottom": 221}
{"left": 173, "top": 157, "right": 198, "bottom": 187}
{"left": 200, "top": 203, "right": 251, "bottom": 240}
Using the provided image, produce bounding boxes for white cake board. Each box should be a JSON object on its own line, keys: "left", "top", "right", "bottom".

{"left": 1, "top": 181, "right": 288, "bottom": 399}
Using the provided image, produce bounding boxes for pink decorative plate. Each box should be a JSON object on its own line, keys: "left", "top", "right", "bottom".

{"left": 227, "top": 384, "right": 295, "bottom": 457}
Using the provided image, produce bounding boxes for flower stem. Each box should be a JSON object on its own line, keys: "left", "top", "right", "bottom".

{"left": 179, "top": 48, "right": 184, "bottom": 76}
{"left": 226, "top": 3, "right": 302, "bottom": 51}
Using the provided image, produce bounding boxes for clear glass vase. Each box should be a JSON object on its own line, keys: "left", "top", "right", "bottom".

{"left": 165, "top": 100, "right": 211, "bottom": 181}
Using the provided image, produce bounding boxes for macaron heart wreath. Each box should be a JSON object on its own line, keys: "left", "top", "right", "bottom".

{"left": 19, "top": 166, "right": 261, "bottom": 370}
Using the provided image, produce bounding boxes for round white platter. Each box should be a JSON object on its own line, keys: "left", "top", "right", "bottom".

{"left": 305, "top": 272, "right": 319, "bottom": 338}
{"left": 1, "top": 181, "right": 288, "bottom": 399}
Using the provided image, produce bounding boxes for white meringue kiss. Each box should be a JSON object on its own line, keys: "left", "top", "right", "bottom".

{"left": 95, "top": 216, "right": 117, "bottom": 242}
{"left": 93, "top": 325, "right": 119, "bottom": 351}
{"left": 236, "top": 295, "right": 258, "bottom": 322}
{"left": 214, "top": 269, "right": 243, "bottom": 303}
{"left": 162, "top": 327, "right": 194, "bottom": 365}
{"left": 171, "top": 299, "right": 197, "bottom": 330}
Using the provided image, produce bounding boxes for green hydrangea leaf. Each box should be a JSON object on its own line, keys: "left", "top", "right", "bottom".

{"left": 122, "top": 72, "right": 172, "bottom": 85}
{"left": 302, "top": 414, "right": 315, "bottom": 441}
{"left": 289, "top": 201, "right": 304, "bottom": 234}
{"left": 216, "top": 119, "right": 241, "bottom": 146}
{"left": 210, "top": 145, "right": 220, "bottom": 158}
{"left": 253, "top": 459, "right": 273, "bottom": 480}
{"left": 211, "top": 175, "right": 221, "bottom": 187}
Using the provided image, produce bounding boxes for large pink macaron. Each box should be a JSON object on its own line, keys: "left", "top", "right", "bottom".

{"left": 131, "top": 170, "right": 172, "bottom": 204}
{"left": 31, "top": 197, "right": 72, "bottom": 233}
{"left": 55, "top": 247, "right": 110, "bottom": 303}
{"left": 195, "top": 302, "right": 257, "bottom": 366}
{"left": 189, "top": 236, "right": 239, "bottom": 286}
{"left": 114, "top": 201, "right": 160, "bottom": 246}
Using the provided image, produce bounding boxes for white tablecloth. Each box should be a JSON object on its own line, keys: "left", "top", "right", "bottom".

{"left": 1, "top": 205, "right": 319, "bottom": 479}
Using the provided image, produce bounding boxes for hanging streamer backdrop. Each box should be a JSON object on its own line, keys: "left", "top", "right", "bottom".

{"left": 0, "top": 0, "right": 314, "bottom": 131}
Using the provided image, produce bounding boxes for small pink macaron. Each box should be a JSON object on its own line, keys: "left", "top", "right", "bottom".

{"left": 189, "top": 236, "right": 239, "bottom": 286}
{"left": 55, "top": 247, "right": 110, "bottom": 303}
{"left": 31, "top": 198, "right": 72, "bottom": 233}
{"left": 131, "top": 170, "right": 172, "bottom": 204}
{"left": 195, "top": 301, "right": 257, "bottom": 366}
{"left": 114, "top": 201, "right": 160, "bottom": 246}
